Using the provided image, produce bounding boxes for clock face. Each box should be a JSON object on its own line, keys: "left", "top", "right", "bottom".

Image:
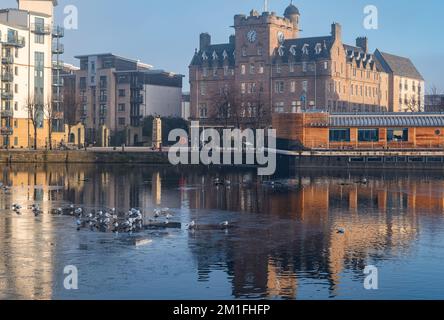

{"left": 278, "top": 32, "right": 285, "bottom": 44}
{"left": 247, "top": 30, "right": 257, "bottom": 43}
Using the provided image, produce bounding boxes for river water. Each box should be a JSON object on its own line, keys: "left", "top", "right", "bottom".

{"left": 0, "top": 164, "right": 443, "bottom": 300}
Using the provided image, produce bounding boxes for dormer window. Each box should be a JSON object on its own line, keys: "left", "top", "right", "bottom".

{"left": 315, "top": 43, "right": 322, "bottom": 55}
{"left": 289, "top": 45, "right": 297, "bottom": 56}
{"left": 202, "top": 51, "right": 208, "bottom": 60}
{"left": 222, "top": 50, "right": 228, "bottom": 60}
{"left": 278, "top": 46, "right": 285, "bottom": 57}
{"left": 302, "top": 44, "right": 309, "bottom": 55}
{"left": 212, "top": 51, "right": 218, "bottom": 60}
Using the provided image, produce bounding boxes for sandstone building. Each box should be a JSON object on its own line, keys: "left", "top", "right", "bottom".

{"left": 189, "top": 3, "right": 425, "bottom": 127}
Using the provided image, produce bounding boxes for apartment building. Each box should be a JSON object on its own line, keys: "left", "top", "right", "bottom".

{"left": 189, "top": 3, "right": 425, "bottom": 127}
{"left": 374, "top": 50, "right": 425, "bottom": 112}
{"left": 65, "top": 53, "right": 183, "bottom": 146}
{"left": 0, "top": 0, "right": 65, "bottom": 148}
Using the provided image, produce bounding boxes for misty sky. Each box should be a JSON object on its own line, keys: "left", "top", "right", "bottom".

{"left": 4, "top": 0, "right": 444, "bottom": 92}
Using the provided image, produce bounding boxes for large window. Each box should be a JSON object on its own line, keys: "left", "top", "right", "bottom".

{"left": 329, "top": 129, "right": 351, "bottom": 142}
{"left": 358, "top": 129, "right": 379, "bottom": 142}
{"left": 387, "top": 128, "right": 409, "bottom": 142}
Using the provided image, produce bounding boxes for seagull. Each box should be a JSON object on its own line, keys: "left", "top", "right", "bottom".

{"left": 187, "top": 221, "right": 196, "bottom": 230}
{"left": 220, "top": 221, "right": 229, "bottom": 228}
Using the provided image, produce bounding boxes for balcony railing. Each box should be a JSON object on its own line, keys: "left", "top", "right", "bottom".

{"left": 1, "top": 91, "right": 13, "bottom": 100}
{"left": 52, "top": 26, "right": 65, "bottom": 38}
{"left": 4, "top": 36, "right": 25, "bottom": 48}
{"left": 0, "top": 127, "right": 13, "bottom": 136}
{"left": 31, "top": 23, "right": 51, "bottom": 35}
{"left": 52, "top": 43, "right": 64, "bottom": 54}
{"left": 52, "top": 61, "right": 64, "bottom": 70}
{"left": 1, "top": 56, "right": 14, "bottom": 64}
{"left": 53, "top": 78, "right": 64, "bottom": 87}
{"left": 99, "top": 96, "right": 107, "bottom": 102}
{"left": 99, "top": 81, "right": 108, "bottom": 88}
{"left": 1, "top": 109, "right": 13, "bottom": 118}
{"left": 1, "top": 71, "right": 13, "bottom": 82}
{"left": 131, "top": 95, "right": 144, "bottom": 104}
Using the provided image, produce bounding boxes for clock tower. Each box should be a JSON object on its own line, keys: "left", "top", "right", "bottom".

{"left": 233, "top": 9, "right": 298, "bottom": 65}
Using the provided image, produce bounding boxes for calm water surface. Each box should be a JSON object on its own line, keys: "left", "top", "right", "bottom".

{"left": 0, "top": 164, "right": 444, "bottom": 300}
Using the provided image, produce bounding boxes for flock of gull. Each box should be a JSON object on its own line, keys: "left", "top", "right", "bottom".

{"left": 7, "top": 200, "right": 231, "bottom": 234}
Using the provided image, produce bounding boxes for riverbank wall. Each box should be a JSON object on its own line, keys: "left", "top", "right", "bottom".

{"left": 0, "top": 150, "right": 171, "bottom": 164}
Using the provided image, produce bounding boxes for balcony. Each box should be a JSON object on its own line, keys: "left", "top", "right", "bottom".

{"left": 52, "top": 61, "right": 64, "bottom": 70}
{"left": 99, "top": 81, "right": 108, "bottom": 88}
{"left": 52, "top": 43, "right": 64, "bottom": 54}
{"left": 1, "top": 109, "right": 13, "bottom": 118}
{"left": 1, "top": 72, "right": 13, "bottom": 82}
{"left": 1, "top": 91, "right": 13, "bottom": 100}
{"left": 99, "top": 96, "right": 107, "bottom": 103}
{"left": 4, "top": 36, "right": 25, "bottom": 48}
{"left": 53, "top": 77, "right": 64, "bottom": 87}
{"left": 1, "top": 56, "right": 14, "bottom": 64}
{"left": 133, "top": 83, "right": 144, "bottom": 90}
{"left": 131, "top": 95, "right": 144, "bottom": 104}
{"left": 99, "top": 110, "right": 107, "bottom": 118}
{"left": 31, "top": 23, "right": 51, "bottom": 35}
{"left": 0, "top": 127, "right": 13, "bottom": 136}
{"left": 52, "top": 26, "right": 65, "bottom": 38}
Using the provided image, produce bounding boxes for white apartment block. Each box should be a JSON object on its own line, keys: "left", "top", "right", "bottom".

{"left": 0, "top": 0, "right": 64, "bottom": 148}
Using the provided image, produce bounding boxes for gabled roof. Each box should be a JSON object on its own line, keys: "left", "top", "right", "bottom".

{"left": 374, "top": 50, "right": 424, "bottom": 80}
{"left": 190, "top": 43, "right": 235, "bottom": 68}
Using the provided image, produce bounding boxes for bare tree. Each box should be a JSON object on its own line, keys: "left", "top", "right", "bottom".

{"left": 24, "top": 95, "right": 42, "bottom": 150}
{"left": 210, "top": 88, "right": 237, "bottom": 129}
{"left": 406, "top": 95, "right": 422, "bottom": 112}
{"left": 44, "top": 96, "right": 58, "bottom": 150}
{"left": 250, "top": 88, "right": 270, "bottom": 129}
{"left": 63, "top": 84, "right": 81, "bottom": 140}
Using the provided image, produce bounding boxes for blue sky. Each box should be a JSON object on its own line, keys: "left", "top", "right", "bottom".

{"left": 5, "top": 0, "right": 444, "bottom": 91}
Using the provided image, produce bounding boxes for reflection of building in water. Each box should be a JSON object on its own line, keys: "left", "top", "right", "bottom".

{"left": 188, "top": 172, "right": 444, "bottom": 298}
{"left": 152, "top": 172, "right": 162, "bottom": 206}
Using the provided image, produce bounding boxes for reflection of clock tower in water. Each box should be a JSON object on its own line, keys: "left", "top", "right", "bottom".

{"left": 233, "top": 4, "right": 300, "bottom": 102}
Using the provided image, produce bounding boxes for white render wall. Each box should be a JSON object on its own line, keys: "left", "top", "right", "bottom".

{"left": 0, "top": 10, "right": 54, "bottom": 120}
{"left": 143, "top": 84, "right": 182, "bottom": 118}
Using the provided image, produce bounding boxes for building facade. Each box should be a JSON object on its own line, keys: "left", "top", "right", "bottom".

{"left": 273, "top": 112, "right": 444, "bottom": 150}
{"left": 189, "top": 3, "right": 425, "bottom": 127}
{"left": 0, "top": 0, "right": 65, "bottom": 148}
{"left": 425, "top": 94, "right": 444, "bottom": 113}
{"left": 64, "top": 54, "right": 183, "bottom": 146}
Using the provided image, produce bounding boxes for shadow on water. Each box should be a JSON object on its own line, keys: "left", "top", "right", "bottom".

{"left": 1, "top": 163, "right": 444, "bottom": 299}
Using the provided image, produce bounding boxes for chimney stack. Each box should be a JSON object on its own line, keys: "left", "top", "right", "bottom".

{"left": 229, "top": 35, "right": 235, "bottom": 46}
{"left": 200, "top": 33, "right": 211, "bottom": 51}
{"left": 356, "top": 37, "right": 368, "bottom": 53}
{"left": 331, "top": 23, "right": 342, "bottom": 41}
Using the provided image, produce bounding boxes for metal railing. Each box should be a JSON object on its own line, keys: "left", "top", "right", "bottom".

{"left": 52, "top": 61, "right": 64, "bottom": 70}
{"left": 1, "top": 91, "right": 13, "bottom": 100}
{"left": 31, "top": 23, "right": 51, "bottom": 34}
{"left": 52, "top": 77, "right": 64, "bottom": 86}
{"left": 52, "top": 26, "right": 65, "bottom": 38}
{"left": 1, "top": 56, "right": 14, "bottom": 64}
{"left": 1, "top": 71, "right": 13, "bottom": 82}
{"left": 5, "top": 36, "right": 25, "bottom": 47}
{"left": 131, "top": 95, "right": 144, "bottom": 104}
{"left": 52, "top": 43, "right": 64, "bottom": 54}
{"left": 1, "top": 109, "right": 14, "bottom": 118}
{"left": 0, "top": 127, "right": 13, "bottom": 136}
